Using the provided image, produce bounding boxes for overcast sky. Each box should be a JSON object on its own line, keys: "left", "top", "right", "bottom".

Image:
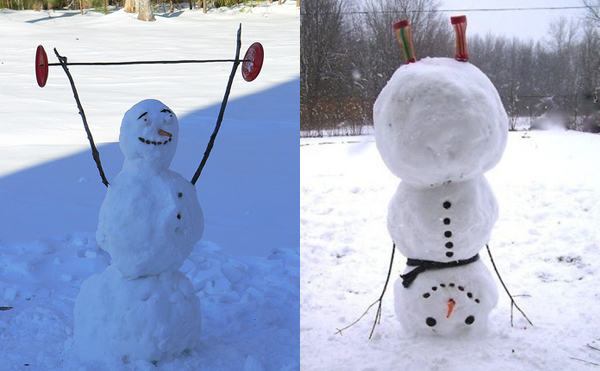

{"left": 345, "top": 0, "right": 590, "bottom": 41}
{"left": 440, "top": 0, "right": 587, "bottom": 41}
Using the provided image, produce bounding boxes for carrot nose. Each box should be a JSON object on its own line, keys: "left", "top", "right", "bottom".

{"left": 446, "top": 299, "right": 456, "bottom": 318}
{"left": 158, "top": 129, "right": 172, "bottom": 138}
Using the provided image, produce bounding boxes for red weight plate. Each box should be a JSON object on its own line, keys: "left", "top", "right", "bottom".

{"left": 35, "top": 45, "right": 49, "bottom": 88}
{"left": 242, "top": 42, "right": 264, "bottom": 82}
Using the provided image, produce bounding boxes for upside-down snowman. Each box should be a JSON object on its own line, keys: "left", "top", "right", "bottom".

{"left": 74, "top": 100, "right": 204, "bottom": 363}
{"left": 373, "top": 17, "right": 508, "bottom": 335}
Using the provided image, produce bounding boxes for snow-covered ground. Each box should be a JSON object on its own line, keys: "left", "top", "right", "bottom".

{"left": 0, "top": 3, "right": 299, "bottom": 369}
{"left": 301, "top": 130, "right": 600, "bottom": 370}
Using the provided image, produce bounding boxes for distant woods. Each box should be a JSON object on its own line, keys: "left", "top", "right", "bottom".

{"left": 300, "top": 0, "right": 600, "bottom": 135}
{"left": 1, "top": 0, "right": 286, "bottom": 13}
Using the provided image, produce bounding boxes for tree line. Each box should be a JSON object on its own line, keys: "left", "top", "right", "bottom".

{"left": 300, "top": 0, "right": 600, "bottom": 135}
{"left": 2, "top": 0, "right": 273, "bottom": 13}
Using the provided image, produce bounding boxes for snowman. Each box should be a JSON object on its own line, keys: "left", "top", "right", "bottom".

{"left": 373, "top": 18, "right": 508, "bottom": 335}
{"left": 74, "top": 100, "right": 203, "bottom": 363}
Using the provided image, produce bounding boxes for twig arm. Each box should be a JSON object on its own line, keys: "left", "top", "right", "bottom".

{"left": 486, "top": 244, "right": 533, "bottom": 326}
{"left": 336, "top": 242, "right": 396, "bottom": 339}
{"left": 54, "top": 48, "right": 109, "bottom": 188}
{"left": 191, "top": 24, "right": 242, "bottom": 185}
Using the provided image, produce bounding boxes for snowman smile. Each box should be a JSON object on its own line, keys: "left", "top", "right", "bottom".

{"left": 138, "top": 136, "right": 172, "bottom": 146}
{"left": 138, "top": 130, "right": 173, "bottom": 146}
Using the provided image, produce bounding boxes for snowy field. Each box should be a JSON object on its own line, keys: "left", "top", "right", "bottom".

{"left": 301, "top": 130, "right": 600, "bottom": 370}
{"left": 0, "top": 2, "right": 299, "bottom": 370}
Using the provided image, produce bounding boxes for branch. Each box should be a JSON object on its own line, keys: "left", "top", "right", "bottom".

{"left": 587, "top": 343, "right": 600, "bottom": 352}
{"left": 486, "top": 244, "right": 534, "bottom": 327}
{"left": 336, "top": 242, "right": 396, "bottom": 339}
{"left": 570, "top": 357, "right": 600, "bottom": 366}
{"left": 191, "top": 24, "right": 242, "bottom": 185}
{"left": 54, "top": 48, "right": 109, "bottom": 188}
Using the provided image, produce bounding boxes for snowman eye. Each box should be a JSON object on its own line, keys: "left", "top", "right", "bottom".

{"left": 465, "top": 316, "right": 475, "bottom": 325}
{"left": 138, "top": 112, "right": 148, "bottom": 120}
{"left": 425, "top": 317, "right": 437, "bottom": 327}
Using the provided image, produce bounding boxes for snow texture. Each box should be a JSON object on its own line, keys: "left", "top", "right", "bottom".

{"left": 373, "top": 57, "right": 508, "bottom": 187}
{"left": 0, "top": 3, "right": 299, "bottom": 369}
{"left": 301, "top": 131, "right": 600, "bottom": 370}
{"left": 74, "top": 265, "right": 202, "bottom": 363}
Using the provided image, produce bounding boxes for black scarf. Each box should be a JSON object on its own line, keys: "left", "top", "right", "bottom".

{"left": 400, "top": 254, "right": 480, "bottom": 288}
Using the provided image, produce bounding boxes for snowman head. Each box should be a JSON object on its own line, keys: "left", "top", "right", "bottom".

{"left": 119, "top": 99, "right": 179, "bottom": 172}
{"left": 395, "top": 261, "right": 498, "bottom": 336}
{"left": 374, "top": 58, "right": 508, "bottom": 186}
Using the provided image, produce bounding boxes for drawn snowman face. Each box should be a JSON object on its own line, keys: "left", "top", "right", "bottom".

{"left": 119, "top": 99, "right": 179, "bottom": 171}
{"left": 395, "top": 262, "right": 498, "bottom": 336}
{"left": 417, "top": 282, "right": 481, "bottom": 334}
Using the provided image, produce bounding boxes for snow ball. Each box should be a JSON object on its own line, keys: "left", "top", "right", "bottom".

{"left": 374, "top": 58, "right": 508, "bottom": 186}
{"left": 96, "top": 168, "right": 203, "bottom": 278}
{"left": 119, "top": 99, "right": 179, "bottom": 172}
{"left": 394, "top": 259, "right": 498, "bottom": 336}
{"left": 388, "top": 176, "right": 498, "bottom": 261}
{"left": 221, "top": 263, "right": 246, "bottom": 283}
{"left": 74, "top": 265, "right": 201, "bottom": 364}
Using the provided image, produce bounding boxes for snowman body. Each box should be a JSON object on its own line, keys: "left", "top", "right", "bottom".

{"left": 74, "top": 265, "right": 202, "bottom": 363}
{"left": 97, "top": 167, "right": 203, "bottom": 278}
{"left": 387, "top": 176, "right": 498, "bottom": 262}
{"left": 374, "top": 58, "right": 508, "bottom": 335}
{"left": 75, "top": 100, "right": 203, "bottom": 363}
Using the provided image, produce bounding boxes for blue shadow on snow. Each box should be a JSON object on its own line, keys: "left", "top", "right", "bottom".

{"left": 0, "top": 78, "right": 299, "bottom": 257}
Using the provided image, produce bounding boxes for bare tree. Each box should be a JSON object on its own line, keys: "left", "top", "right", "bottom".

{"left": 361, "top": 0, "right": 452, "bottom": 99}
{"left": 124, "top": 0, "right": 135, "bottom": 13}
{"left": 300, "top": 0, "right": 346, "bottom": 133}
{"left": 583, "top": 0, "right": 600, "bottom": 24}
{"left": 137, "top": 0, "right": 155, "bottom": 21}
{"left": 578, "top": 18, "right": 600, "bottom": 119}
{"left": 544, "top": 17, "right": 580, "bottom": 124}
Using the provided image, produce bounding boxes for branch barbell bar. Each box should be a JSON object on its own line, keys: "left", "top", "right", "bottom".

{"left": 35, "top": 24, "right": 264, "bottom": 187}
{"left": 35, "top": 41, "right": 264, "bottom": 87}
